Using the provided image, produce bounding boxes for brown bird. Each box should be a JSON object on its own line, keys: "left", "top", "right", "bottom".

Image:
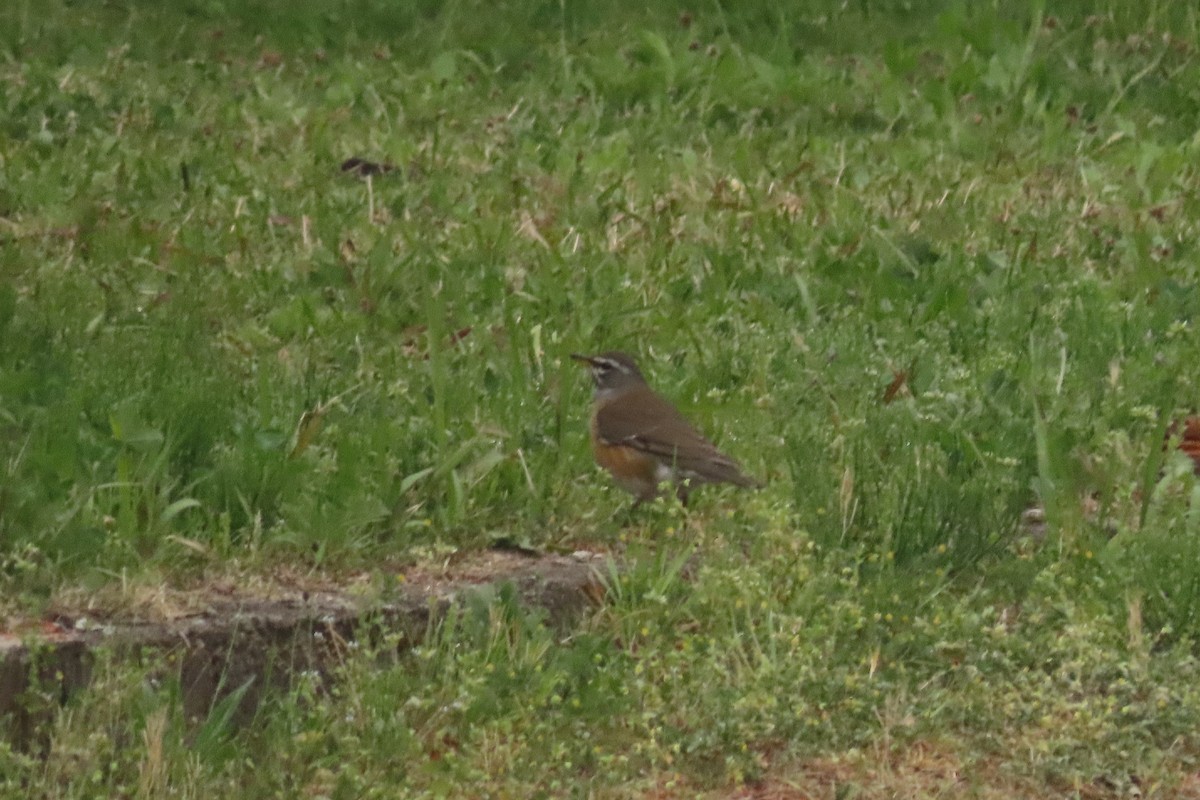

{"left": 571, "top": 351, "right": 759, "bottom": 505}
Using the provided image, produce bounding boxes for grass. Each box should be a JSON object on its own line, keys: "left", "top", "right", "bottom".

{"left": 3, "top": 0, "right": 1200, "bottom": 795}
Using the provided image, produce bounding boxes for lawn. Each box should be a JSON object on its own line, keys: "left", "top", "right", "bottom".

{"left": 3, "top": 0, "right": 1200, "bottom": 796}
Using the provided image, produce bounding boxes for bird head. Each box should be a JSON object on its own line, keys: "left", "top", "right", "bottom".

{"left": 570, "top": 351, "right": 647, "bottom": 392}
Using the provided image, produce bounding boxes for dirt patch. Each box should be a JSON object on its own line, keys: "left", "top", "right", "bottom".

{"left": 642, "top": 739, "right": 1200, "bottom": 800}
{"left": 0, "top": 550, "right": 608, "bottom": 750}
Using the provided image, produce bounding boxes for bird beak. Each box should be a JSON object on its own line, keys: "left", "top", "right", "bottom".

{"left": 569, "top": 353, "right": 594, "bottom": 365}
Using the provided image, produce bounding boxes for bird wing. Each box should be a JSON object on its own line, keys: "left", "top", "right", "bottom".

{"left": 595, "top": 390, "right": 758, "bottom": 487}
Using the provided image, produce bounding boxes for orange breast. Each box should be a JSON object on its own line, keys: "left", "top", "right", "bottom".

{"left": 590, "top": 413, "right": 661, "bottom": 498}
{"left": 593, "top": 440, "right": 657, "bottom": 478}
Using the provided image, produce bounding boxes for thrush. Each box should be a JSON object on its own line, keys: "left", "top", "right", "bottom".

{"left": 571, "top": 351, "right": 759, "bottom": 505}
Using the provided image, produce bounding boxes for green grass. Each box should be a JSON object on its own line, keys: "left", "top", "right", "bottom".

{"left": 4, "top": 0, "right": 1200, "bottom": 795}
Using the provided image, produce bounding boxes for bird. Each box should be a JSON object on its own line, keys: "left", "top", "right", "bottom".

{"left": 570, "top": 351, "right": 759, "bottom": 505}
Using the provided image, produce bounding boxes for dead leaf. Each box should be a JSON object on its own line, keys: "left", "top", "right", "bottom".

{"left": 882, "top": 362, "right": 915, "bottom": 404}
{"left": 289, "top": 407, "right": 326, "bottom": 459}
{"left": 516, "top": 210, "right": 550, "bottom": 249}
{"left": 1167, "top": 417, "right": 1200, "bottom": 474}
